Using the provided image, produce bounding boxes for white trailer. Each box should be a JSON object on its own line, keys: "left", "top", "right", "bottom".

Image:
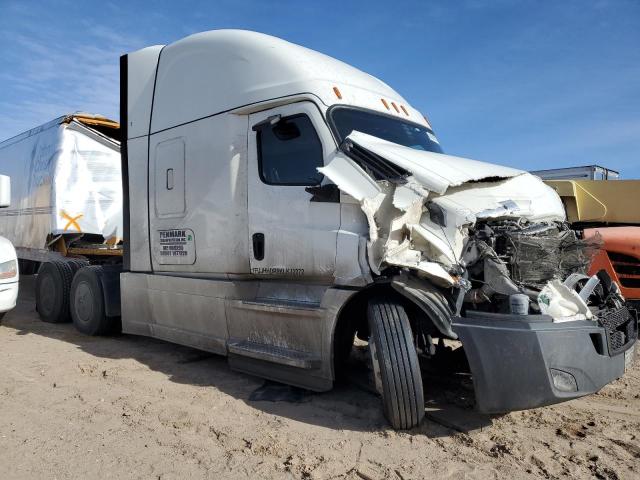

{"left": 20, "top": 30, "right": 637, "bottom": 429}
{"left": 0, "top": 113, "right": 122, "bottom": 269}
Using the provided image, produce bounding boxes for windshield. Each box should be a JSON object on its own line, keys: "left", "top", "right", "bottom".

{"left": 328, "top": 106, "right": 443, "bottom": 153}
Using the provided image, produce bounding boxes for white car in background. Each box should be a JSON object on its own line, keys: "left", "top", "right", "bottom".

{"left": 0, "top": 236, "right": 18, "bottom": 320}
{"left": 0, "top": 174, "right": 18, "bottom": 320}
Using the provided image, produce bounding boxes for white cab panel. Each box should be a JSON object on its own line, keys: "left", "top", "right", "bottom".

{"left": 247, "top": 102, "right": 340, "bottom": 281}
{"left": 154, "top": 138, "right": 186, "bottom": 217}
{"left": 148, "top": 113, "right": 250, "bottom": 274}
{"left": 126, "top": 45, "right": 163, "bottom": 139}
{"left": 126, "top": 136, "right": 152, "bottom": 271}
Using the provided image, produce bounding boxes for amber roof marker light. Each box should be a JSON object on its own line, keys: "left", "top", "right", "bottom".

{"left": 333, "top": 86, "right": 342, "bottom": 99}
{"left": 381, "top": 98, "right": 390, "bottom": 110}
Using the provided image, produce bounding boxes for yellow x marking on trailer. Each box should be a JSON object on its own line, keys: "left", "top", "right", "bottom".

{"left": 60, "top": 210, "right": 83, "bottom": 232}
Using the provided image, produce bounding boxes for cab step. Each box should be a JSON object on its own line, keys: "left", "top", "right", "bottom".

{"left": 227, "top": 339, "right": 321, "bottom": 369}
{"left": 230, "top": 298, "right": 325, "bottom": 317}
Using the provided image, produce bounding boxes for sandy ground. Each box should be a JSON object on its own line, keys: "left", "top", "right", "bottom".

{"left": 0, "top": 278, "right": 639, "bottom": 480}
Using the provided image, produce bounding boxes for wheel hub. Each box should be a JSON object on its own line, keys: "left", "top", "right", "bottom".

{"left": 74, "top": 281, "right": 94, "bottom": 322}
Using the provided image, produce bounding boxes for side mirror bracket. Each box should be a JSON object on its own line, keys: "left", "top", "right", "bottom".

{"left": 305, "top": 183, "right": 340, "bottom": 203}
{"left": 252, "top": 115, "right": 281, "bottom": 132}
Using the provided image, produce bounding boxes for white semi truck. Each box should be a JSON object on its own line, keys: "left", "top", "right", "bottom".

{"left": 3, "top": 30, "right": 637, "bottom": 429}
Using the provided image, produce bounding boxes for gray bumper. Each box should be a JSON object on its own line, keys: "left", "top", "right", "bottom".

{"left": 453, "top": 311, "right": 637, "bottom": 413}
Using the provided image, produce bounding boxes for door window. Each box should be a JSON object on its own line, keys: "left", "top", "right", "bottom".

{"left": 257, "top": 115, "right": 324, "bottom": 186}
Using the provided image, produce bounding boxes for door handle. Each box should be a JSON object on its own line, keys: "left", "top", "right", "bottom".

{"left": 252, "top": 233, "right": 265, "bottom": 261}
{"left": 166, "top": 168, "right": 174, "bottom": 190}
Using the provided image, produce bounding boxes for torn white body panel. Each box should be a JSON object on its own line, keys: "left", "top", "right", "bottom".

{"left": 538, "top": 279, "right": 594, "bottom": 322}
{"left": 321, "top": 133, "right": 568, "bottom": 287}
{"left": 432, "top": 173, "right": 566, "bottom": 224}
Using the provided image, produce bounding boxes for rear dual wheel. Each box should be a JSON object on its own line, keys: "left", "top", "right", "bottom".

{"left": 70, "top": 266, "right": 113, "bottom": 336}
{"left": 36, "top": 261, "right": 74, "bottom": 323}
{"left": 36, "top": 261, "right": 116, "bottom": 335}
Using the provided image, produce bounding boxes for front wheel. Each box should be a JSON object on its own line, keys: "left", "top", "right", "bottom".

{"left": 368, "top": 298, "right": 424, "bottom": 430}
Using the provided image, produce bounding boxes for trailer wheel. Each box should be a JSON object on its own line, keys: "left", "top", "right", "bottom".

{"left": 36, "top": 261, "right": 74, "bottom": 323}
{"left": 368, "top": 298, "right": 424, "bottom": 430}
{"left": 70, "top": 266, "right": 113, "bottom": 336}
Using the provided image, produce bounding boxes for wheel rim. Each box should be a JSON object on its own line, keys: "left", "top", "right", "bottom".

{"left": 74, "top": 281, "right": 94, "bottom": 323}
{"left": 39, "top": 274, "right": 56, "bottom": 314}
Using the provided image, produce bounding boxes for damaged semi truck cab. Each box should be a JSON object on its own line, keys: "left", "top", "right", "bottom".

{"left": 62, "top": 30, "right": 635, "bottom": 430}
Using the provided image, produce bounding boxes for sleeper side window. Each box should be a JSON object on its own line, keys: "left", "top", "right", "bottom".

{"left": 257, "top": 115, "right": 324, "bottom": 186}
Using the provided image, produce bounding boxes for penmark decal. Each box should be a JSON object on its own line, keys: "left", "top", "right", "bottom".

{"left": 157, "top": 228, "right": 196, "bottom": 265}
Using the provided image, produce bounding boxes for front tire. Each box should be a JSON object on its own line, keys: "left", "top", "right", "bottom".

{"left": 368, "top": 298, "right": 424, "bottom": 430}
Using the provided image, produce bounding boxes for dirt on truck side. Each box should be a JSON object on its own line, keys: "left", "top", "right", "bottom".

{"left": 0, "top": 278, "right": 638, "bottom": 480}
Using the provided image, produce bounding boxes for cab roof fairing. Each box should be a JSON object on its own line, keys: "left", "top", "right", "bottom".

{"left": 137, "top": 29, "right": 429, "bottom": 133}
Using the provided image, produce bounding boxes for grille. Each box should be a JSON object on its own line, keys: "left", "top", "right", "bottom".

{"left": 598, "top": 306, "right": 638, "bottom": 356}
{"left": 608, "top": 252, "right": 640, "bottom": 289}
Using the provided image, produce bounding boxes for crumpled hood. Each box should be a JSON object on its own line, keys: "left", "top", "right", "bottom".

{"left": 345, "top": 131, "right": 524, "bottom": 194}
{"left": 336, "top": 131, "right": 566, "bottom": 224}
{"left": 320, "top": 131, "right": 567, "bottom": 286}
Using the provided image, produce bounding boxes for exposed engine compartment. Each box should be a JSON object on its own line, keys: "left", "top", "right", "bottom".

{"left": 462, "top": 220, "right": 603, "bottom": 314}
{"left": 455, "top": 219, "right": 637, "bottom": 352}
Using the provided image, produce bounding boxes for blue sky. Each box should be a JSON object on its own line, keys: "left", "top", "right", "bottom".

{"left": 1, "top": 0, "right": 639, "bottom": 176}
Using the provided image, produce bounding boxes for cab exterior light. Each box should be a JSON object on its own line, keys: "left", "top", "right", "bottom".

{"left": 0, "top": 259, "right": 17, "bottom": 279}
{"left": 381, "top": 98, "right": 390, "bottom": 110}
{"left": 333, "top": 86, "right": 342, "bottom": 99}
{"left": 400, "top": 105, "right": 409, "bottom": 116}
{"left": 391, "top": 102, "right": 400, "bottom": 113}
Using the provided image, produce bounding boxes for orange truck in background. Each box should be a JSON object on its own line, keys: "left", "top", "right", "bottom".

{"left": 542, "top": 177, "right": 640, "bottom": 310}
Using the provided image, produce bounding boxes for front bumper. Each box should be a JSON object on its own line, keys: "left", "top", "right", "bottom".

{"left": 453, "top": 310, "right": 637, "bottom": 413}
{"left": 0, "top": 281, "right": 19, "bottom": 313}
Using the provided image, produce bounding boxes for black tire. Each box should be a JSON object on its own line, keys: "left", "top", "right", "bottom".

{"left": 70, "top": 266, "right": 113, "bottom": 336}
{"left": 36, "top": 261, "right": 74, "bottom": 323}
{"left": 0, "top": 312, "right": 6, "bottom": 322}
{"left": 368, "top": 298, "right": 424, "bottom": 430}
{"left": 67, "top": 258, "right": 89, "bottom": 275}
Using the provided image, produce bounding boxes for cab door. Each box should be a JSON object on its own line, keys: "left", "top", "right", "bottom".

{"left": 247, "top": 102, "right": 339, "bottom": 281}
